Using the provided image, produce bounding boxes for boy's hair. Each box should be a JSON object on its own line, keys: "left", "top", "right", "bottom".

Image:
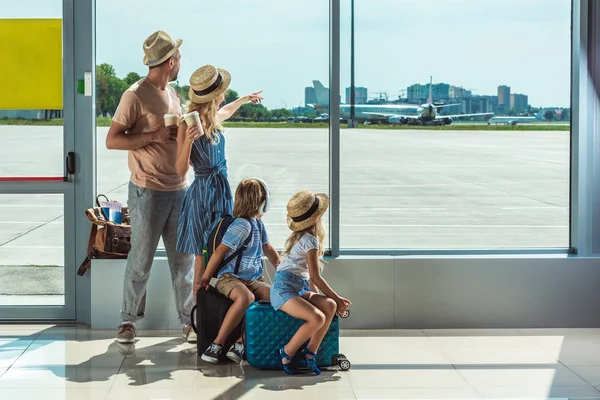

{"left": 233, "top": 179, "right": 267, "bottom": 219}
{"left": 186, "top": 99, "right": 223, "bottom": 144}
{"left": 281, "top": 215, "right": 326, "bottom": 269}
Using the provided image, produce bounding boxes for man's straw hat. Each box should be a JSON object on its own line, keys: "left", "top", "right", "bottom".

{"left": 286, "top": 190, "right": 329, "bottom": 232}
{"left": 143, "top": 30, "right": 182, "bottom": 67}
{"left": 189, "top": 65, "right": 231, "bottom": 104}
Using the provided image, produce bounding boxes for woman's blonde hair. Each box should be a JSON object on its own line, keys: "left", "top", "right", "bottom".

{"left": 233, "top": 179, "right": 267, "bottom": 219}
{"left": 281, "top": 214, "right": 326, "bottom": 269}
{"left": 186, "top": 99, "right": 223, "bottom": 144}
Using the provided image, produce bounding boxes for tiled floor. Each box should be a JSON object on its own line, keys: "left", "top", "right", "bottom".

{"left": 2, "top": 326, "right": 600, "bottom": 399}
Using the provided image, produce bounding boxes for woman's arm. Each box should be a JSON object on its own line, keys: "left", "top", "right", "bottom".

{"left": 262, "top": 243, "right": 281, "bottom": 269}
{"left": 217, "top": 90, "right": 264, "bottom": 122}
{"left": 175, "top": 123, "right": 200, "bottom": 176}
{"left": 200, "top": 243, "right": 231, "bottom": 288}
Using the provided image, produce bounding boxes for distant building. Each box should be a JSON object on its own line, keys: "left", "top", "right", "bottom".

{"left": 497, "top": 85, "right": 511, "bottom": 113}
{"left": 345, "top": 87, "right": 368, "bottom": 104}
{"left": 304, "top": 87, "right": 317, "bottom": 107}
{"left": 407, "top": 82, "right": 451, "bottom": 102}
{"left": 449, "top": 85, "right": 472, "bottom": 99}
{"left": 510, "top": 93, "right": 529, "bottom": 112}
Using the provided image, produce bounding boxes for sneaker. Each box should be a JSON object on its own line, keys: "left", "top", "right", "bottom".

{"left": 201, "top": 343, "right": 223, "bottom": 364}
{"left": 116, "top": 323, "right": 136, "bottom": 344}
{"left": 183, "top": 324, "right": 197, "bottom": 343}
{"left": 226, "top": 342, "right": 245, "bottom": 364}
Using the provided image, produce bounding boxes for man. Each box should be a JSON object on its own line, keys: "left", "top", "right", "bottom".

{"left": 106, "top": 30, "right": 195, "bottom": 343}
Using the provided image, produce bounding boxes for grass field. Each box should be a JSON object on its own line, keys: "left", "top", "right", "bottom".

{"left": 0, "top": 118, "right": 571, "bottom": 131}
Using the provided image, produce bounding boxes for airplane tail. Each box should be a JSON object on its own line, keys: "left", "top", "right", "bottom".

{"left": 427, "top": 76, "right": 433, "bottom": 104}
{"left": 535, "top": 108, "right": 546, "bottom": 120}
{"left": 312, "top": 80, "right": 330, "bottom": 107}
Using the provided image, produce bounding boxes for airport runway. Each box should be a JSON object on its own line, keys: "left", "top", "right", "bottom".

{"left": 0, "top": 126, "right": 569, "bottom": 296}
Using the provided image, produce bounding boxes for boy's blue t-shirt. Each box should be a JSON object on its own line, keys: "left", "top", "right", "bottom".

{"left": 218, "top": 218, "right": 269, "bottom": 281}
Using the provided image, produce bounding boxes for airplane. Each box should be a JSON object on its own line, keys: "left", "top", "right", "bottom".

{"left": 487, "top": 109, "right": 546, "bottom": 125}
{"left": 310, "top": 77, "right": 494, "bottom": 126}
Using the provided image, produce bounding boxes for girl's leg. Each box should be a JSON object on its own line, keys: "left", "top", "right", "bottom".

{"left": 302, "top": 293, "right": 337, "bottom": 355}
{"left": 279, "top": 296, "right": 326, "bottom": 362}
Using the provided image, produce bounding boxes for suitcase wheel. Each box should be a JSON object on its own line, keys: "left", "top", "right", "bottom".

{"left": 337, "top": 309, "right": 350, "bottom": 319}
{"left": 332, "top": 354, "right": 351, "bottom": 371}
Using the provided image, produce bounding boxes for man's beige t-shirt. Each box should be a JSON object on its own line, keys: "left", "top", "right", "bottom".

{"left": 112, "top": 78, "right": 187, "bottom": 191}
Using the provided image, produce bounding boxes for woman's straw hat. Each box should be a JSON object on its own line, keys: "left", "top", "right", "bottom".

{"left": 143, "top": 30, "right": 182, "bottom": 67}
{"left": 286, "top": 190, "right": 329, "bottom": 232}
{"left": 189, "top": 65, "right": 231, "bottom": 104}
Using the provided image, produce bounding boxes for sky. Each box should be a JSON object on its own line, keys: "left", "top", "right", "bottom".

{"left": 6, "top": 0, "right": 572, "bottom": 108}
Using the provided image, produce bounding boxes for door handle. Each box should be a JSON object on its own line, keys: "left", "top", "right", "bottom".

{"left": 65, "top": 151, "right": 76, "bottom": 181}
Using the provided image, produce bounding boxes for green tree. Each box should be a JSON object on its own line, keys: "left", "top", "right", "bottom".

{"left": 96, "top": 63, "right": 127, "bottom": 117}
{"left": 544, "top": 110, "right": 555, "bottom": 121}
{"left": 236, "top": 103, "right": 270, "bottom": 121}
{"left": 270, "top": 108, "right": 292, "bottom": 120}
{"left": 124, "top": 72, "right": 142, "bottom": 85}
{"left": 225, "top": 89, "right": 239, "bottom": 104}
{"left": 171, "top": 83, "right": 190, "bottom": 102}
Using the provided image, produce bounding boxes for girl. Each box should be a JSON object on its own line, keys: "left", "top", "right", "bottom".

{"left": 175, "top": 64, "right": 263, "bottom": 295}
{"left": 271, "top": 190, "right": 351, "bottom": 375}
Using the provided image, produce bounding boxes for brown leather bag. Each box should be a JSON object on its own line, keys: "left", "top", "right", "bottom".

{"left": 77, "top": 195, "right": 132, "bottom": 276}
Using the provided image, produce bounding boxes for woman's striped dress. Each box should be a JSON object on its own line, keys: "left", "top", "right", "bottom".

{"left": 176, "top": 130, "right": 233, "bottom": 255}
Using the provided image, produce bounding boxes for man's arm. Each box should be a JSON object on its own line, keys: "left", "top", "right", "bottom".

{"left": 106, "top": 121, "right": 173, "bottom": 150}
{"left": 106, "top": 90, "right": 177, "bottom": 150}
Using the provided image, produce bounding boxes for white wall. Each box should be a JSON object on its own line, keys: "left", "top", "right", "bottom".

{"left": 90, "top": 256, "right": 600, "bottom": 330}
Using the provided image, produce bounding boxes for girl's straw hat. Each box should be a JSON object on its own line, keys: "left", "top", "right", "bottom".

{"left": 143, "top": 30, "right": 182, "bottom": 67}
{"left": 286, "top": 190, "right": 329, "bottom": 232}
{"left": 189, "top": 65, "right": 231, "bottom": 104}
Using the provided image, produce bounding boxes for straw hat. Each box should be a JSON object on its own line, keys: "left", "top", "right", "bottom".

{"left": 287, "top": 190, "right": 329, "bottom": 232}
{"left": 143, "top": 30, "right": 182, "bottom": 67}
{"left": 189, "top": 65, "right": 231, "bottom": 104}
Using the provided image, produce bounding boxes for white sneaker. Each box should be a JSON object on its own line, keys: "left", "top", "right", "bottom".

{"left": 183, "top": 324, "right": 197, "bottom": 343}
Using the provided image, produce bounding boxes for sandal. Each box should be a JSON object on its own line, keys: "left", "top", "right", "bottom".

{"left": 302, "top": 345, "right": 321, "bottom": 375}
{"left": 279, "top": 346, "right": 301, "bottom": 375}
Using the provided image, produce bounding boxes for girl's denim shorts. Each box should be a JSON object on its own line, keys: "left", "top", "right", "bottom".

{"left": 270, "top": 270, "right": 311, "bottom": 310}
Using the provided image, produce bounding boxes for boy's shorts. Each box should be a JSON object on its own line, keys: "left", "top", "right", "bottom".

{"left": 215, "top": 273, "right": 271, "bottom": 298}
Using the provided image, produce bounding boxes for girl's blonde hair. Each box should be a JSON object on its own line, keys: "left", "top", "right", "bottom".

{"left": 282, "top": 214, "right": 326, "bottom": 269}
{"left": 186, "top": 99, "right": 223, "bottom": 144}
{"left": 233, "top": 179, "right": 267, "bottom": 219}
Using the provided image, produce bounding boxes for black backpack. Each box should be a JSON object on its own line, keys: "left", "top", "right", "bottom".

{"left": 205, "top": 215, "right": 261, "bottom": 277}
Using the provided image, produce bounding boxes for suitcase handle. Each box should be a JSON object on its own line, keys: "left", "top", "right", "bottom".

{"left": 190, "top": 305, "right": 198, "bottom": 334}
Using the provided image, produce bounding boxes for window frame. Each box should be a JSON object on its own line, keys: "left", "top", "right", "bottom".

{"left": 148, "top": 0, "right": 579, "bottom": 258}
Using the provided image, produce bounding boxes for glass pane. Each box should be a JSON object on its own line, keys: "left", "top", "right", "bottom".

{"left": 0, "top": 194, "right": 64, "bottom": 306}
{"left": 340, "top": 0, "right": 571, "bottom": 249}
{"left": 96, "top": 0, "right": 330, "bottom": 250}
{"left": 0, "top": 1, "right": 64, "bottom": 178}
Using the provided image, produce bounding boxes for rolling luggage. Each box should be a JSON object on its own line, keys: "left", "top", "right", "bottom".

{"left": 244, "top": 300, "right": 351, "bottom": 371}
{"left": 190, "top": 287, "right": 243, "bottom": 356}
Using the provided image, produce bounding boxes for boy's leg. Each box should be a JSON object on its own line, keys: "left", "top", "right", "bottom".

{"left": 302, "top": 293, "right": 337, "bottom": 355}
{"left": 201, "top": 278, "right": 255, "bottom": 364}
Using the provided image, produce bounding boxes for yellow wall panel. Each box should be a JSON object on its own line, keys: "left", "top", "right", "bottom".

{"left": 0, "top": 19, "right": 62, "bottom": 110}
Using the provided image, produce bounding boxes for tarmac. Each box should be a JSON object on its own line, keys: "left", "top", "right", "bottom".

{"left": 0, "top": 126, "right": 570, "bottom": 299}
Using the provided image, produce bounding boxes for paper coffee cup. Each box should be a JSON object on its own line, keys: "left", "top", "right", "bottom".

{"left": 164, "top": 113, "right": 179, "bottom": 127}
{"left": 183, "top": 111, "right": 201, "bottom": 127}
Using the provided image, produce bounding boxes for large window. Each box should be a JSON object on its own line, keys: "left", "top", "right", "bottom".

{"left": 96, "top": 1, "right": 330, "bottom": 250}
{"left": 96, "top": 0, "right": 572, "bottom": 254}
{"left": 339, "top": 0, "right": 571, "bottom": 249}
